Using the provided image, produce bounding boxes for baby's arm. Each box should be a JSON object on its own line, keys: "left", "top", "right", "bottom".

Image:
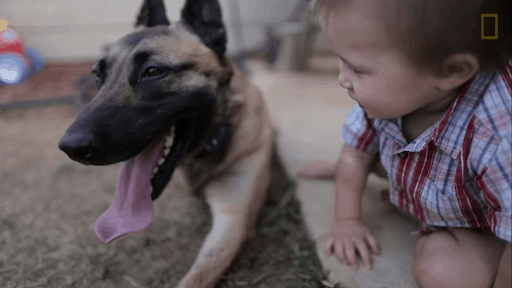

{"left": 334, "top": 143, "right": 376, "bottom": 220}
{"left": 325, "top": 143, "right": 380, "bottom": 270}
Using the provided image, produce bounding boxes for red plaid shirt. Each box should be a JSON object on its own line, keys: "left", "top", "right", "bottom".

{"left": 342, "top": 65, "right": 512, "bottom": 242}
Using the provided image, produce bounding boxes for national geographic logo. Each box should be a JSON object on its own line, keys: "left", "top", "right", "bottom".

{"left": 0, "top": 20, "right": 8, "bottom": 32}
{"left": 481, "top": 14, "right": 498, "bottom": 40}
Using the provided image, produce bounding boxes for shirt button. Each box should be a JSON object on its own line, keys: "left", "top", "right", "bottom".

{"left": 396, "top": 185, "right": 404, "bottom": 193}
{"left": 398, "top": 152, "right": 408, "bottom": 159}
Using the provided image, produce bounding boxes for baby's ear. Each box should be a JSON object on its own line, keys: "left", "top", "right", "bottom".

{"left": 436, "top": 53, "right": 480, "bottom": 91}
{"left": 134, "top": 0, "right": 171, "bottom": 28}
{"left": 180, "top": 0, "right": 227, "bottom": 59}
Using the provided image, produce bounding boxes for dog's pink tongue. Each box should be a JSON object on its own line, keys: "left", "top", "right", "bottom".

{"left": 94, "top": 141, "right": 164, "bottom": 243}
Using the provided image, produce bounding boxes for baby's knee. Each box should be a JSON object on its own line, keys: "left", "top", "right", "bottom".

{"left": 413, "top": 235, "right": 494, "bottom": 288}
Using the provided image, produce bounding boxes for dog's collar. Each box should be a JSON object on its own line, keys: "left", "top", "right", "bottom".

{"left": 194, "top": 120, "right": 231, "bottom": 158}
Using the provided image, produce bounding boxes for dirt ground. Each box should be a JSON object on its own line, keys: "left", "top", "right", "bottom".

{"left": 0, "top": 105, "right": 336, "bottom": 288}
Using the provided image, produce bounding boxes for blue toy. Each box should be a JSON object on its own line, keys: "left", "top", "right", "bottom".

{"left": 0, "top": 27, "right": 44, "bottom": 85}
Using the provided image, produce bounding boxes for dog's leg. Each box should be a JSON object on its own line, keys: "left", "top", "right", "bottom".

{"left": 176, "top": 138, "right": 273, "bottom": 288}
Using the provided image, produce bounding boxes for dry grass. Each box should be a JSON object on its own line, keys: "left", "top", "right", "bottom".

{"left": 0, "top": 105, "right": 340, "bottom": 288}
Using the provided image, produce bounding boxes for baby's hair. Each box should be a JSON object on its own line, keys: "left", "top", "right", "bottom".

{"left": 317, "top": 0, "right": 511, "bottom": 76}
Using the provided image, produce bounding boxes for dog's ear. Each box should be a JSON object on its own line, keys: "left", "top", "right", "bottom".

{"left": 135, "top": 0, "right": 171, "bottom": 28}
{"left": 180, "top": 0, "right": 227, "bottom": 58}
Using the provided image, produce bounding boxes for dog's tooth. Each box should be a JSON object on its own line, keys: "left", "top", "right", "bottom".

{"left": 164, "top": 147, "right": 170, "bottom": 156}
{"left": 158, "top": 158, "right": 165, "bottom": 166}
{"left": 153, "top": 167, "right": 159, "bottom": 175}
{"left": 164, "top": 126, "right": 176, "bottom": 148}
{"left": 165, "top": 135, "right": 174, "bottom": 148}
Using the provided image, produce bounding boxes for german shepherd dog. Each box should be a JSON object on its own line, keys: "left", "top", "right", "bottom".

{"left": 58, "top": 0, "right": 275, "bottom": 287}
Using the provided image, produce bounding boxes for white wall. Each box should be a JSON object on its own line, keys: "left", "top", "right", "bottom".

{"left": 1, "top": 0, "right": 330, "bottom": 62}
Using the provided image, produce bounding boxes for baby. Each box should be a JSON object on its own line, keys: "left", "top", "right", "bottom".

{"left": 298, "top": 0, "right": 511, "bottom": 287}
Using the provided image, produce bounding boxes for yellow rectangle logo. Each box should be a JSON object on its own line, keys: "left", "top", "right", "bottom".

{"left": 481, "top": 14, "right": 498, "bottom": 39}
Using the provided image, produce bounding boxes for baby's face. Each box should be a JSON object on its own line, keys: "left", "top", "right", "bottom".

{"left": 321, "top": 1, "right": 446, "bottom": 119}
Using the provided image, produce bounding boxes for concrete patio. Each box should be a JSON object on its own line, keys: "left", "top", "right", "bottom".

{"left": 249, "top": 56, "right": 422, "bottom": 288}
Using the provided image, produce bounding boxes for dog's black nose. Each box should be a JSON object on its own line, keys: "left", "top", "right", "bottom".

{"left": 58, "top": 132, "right": 95, "bottom": 161}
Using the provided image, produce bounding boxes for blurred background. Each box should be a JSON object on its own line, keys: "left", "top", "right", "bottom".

{"left": 2, "top": 0, "right": 332, "bottom": 61}
{"left": 0, "top": 0, "right": 340, "bottom": 109}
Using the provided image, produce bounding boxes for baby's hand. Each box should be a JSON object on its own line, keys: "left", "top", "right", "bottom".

{"left": 325, "top": 219, "right": 380, "bottom": 270}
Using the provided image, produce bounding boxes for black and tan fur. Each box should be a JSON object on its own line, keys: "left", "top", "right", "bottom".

{"left": 58, "top": 0, "right": 275, "bottom": 287}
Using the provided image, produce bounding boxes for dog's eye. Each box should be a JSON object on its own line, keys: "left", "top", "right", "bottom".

{"left": 142, "top": 67, "right": 169, "bottom": 79}
{"left": 92, "top": 59, "right": 106, "bottom": 88}
{"left": 91, "top": 69, "right": 103, "bottom": 88}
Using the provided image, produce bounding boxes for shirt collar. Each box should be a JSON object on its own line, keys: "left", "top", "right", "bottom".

{"left": 375, "top": 69, "right": 497, "bottom": 158}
